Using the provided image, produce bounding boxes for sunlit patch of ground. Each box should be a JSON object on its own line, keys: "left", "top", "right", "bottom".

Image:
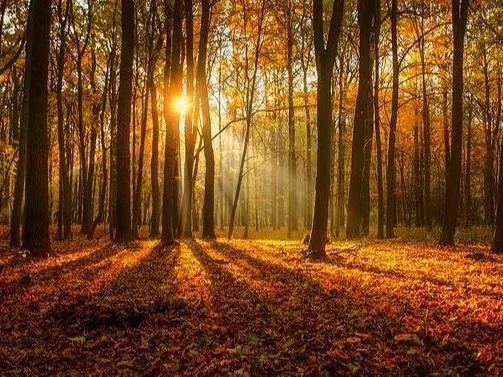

{"left": 0, "top": 236, "right": 502, "bottom": 375}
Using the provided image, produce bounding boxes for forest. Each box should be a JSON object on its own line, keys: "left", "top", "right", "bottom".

{"left": 0, "top": 0, "right": 502, "bottom": 375}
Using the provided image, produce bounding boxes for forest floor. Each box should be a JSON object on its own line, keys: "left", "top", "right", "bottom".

{"left": 0, "top": 232, "right": 502, "bottom": 376}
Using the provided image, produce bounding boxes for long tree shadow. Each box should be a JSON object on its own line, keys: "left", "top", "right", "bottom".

{"left": 0, "top": 242, "right": 131, "bottom": 299}
{"left": 203, "top": 240, "right": 484, "bottom": 376}
{"left": 1, "top": 242, "right": 185, "bottom": 375}
{"left": 48, "top": 242, "right": 183, "bottom": 329}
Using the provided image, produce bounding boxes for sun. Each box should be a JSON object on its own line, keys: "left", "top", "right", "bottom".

{"left": 174, "top": 95, "right": 190, "bottom": 114}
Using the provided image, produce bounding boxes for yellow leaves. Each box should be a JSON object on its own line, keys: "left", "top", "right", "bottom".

{"left": 1, "top": 233, "right": 503, "bottom": 374}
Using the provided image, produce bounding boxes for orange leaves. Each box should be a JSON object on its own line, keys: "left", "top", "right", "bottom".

{"left": 0, "top": 236, "right": 502, "bottom": 374}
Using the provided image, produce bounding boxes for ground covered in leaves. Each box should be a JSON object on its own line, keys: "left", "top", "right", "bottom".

{"left": 1, "top": 236, "right": 502, "bottom": 376}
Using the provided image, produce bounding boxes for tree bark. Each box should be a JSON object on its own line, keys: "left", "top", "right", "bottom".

{"left": 149, "top": 71, "right": 161, "bottom": 238}
{"left": 161, "top": 0, "right": 182, "bottom": 245}
{"left": 307, "top": 0, "right": 344, "bottom": 257}
{"left": 347, "top": 0, "right": 375, "bottom": 238}
{"left": 492, "top": 71, "right": 502, "bottom": 253}
{"left": 385, "top": 0, "right": 398, "bottom": 238}
{"left": 115, "top": 0, "right": 135, "bottom": 242}
{"left": 55, "top": 0, "right": 71, "bottom": 240}
{"left": 22, "top": 0, "right": 52, "bottom": 256}
{"left": 181, "top": 0, "right": 195, "bottom": 238}
{"left": 286, "top": 0, "right": 297, "bottom": 237}
{"left": 439, "top": 0, "right": 469, "bottom": 245}
{"left": 10, "top": 1, "right": 33, "bottom": 248}
{"left": 374, "top": 0, "right": 384, "bottom": 239}
{"left": 419, "top": 3, "right": 432, "bottom": 228}
{"left": 198, "top": 0, "right": 215, "bottom": 239}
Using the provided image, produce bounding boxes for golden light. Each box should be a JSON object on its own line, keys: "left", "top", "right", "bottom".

{"left": 174, "top": 95, "right": 190, "bottom": 114}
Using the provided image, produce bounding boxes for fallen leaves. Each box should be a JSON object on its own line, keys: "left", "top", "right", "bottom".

{"left": 0, "top": 236, "right": 502, "bottom": 375}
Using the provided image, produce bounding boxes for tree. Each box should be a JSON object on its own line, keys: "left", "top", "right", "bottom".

{"left": 181, "top": 0, "right": 195, "bottom": 238}
{"left": 22, "top": 0, "right": 52, "bottom": 256}
{"left": 10, "top": 1, "right": 32, "bottom": 248}
{"left": 227, "top": 0, "right": 266, "bottom": 239}
{"left": 305, "top": 0, "right": 344, "bottom": 258}
{"left": 198, "top": 0, "right": 215, "bottom": 239}
{"left": 286, "top": 0, "right": 297, "bottom": 237}
{"left": 55, "top": 0, "right": 71, "bottom": 240}
{"left": 374, "top": 0, "right": 384, "bottom": 239}
{"left": 347, "top": 0, "right": 376, "bottom": 238}
{"left": 439, "top": 0, "right": 469, "bottom": 245}
{"left": 70, "top": 0, "right": 93, "bottom": 235}
{"left": 162, "top": 0, "right": 182, "bottom": 245}
{"left": 115, "top": 0, "right": 135, "bottom": 242}
{"left": 492, "top": 71, "right": 503, "bottom": 253}
{"left": 417, "top": 0, "right": 432, "bottom": 228}
{"left": 149, "top": 0, "right": 162, "bottom": 239}
{"left": 385, "top": 0, "right": 398, "bottom": 238}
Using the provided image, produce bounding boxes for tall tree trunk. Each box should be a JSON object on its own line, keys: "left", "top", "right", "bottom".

{"left": 385, "top": 0, "right": 398, "bottom": 238}
{"left": 347, "top": 0, "right": 375, "bottom": 238}
{"left": 465, "top": 98, "right": 472, "bottom": 226}
{"left": 161, "top": 0, "right": 181, "bottom": 245}
{"left": 306, "top": 0, "right": 344, "bottom": 257}
{"left": 482, "top": 49, "right": 495, "bottom": 226}
{"left": 22, "top": 0, "right": 52, "bottom": 256}
{"left": 493, "top": 136, "right": 503, "bottom": 253}
{"left": 115, "top": 0, "right": 135, "bottom": 242}
{"left": 443, "top": 88, "right": 450, "bottom": 174}
{"left": 108, "top": 2, "right": 119, "bottom": 238}
{"left": 55, "top": 0, "right": 71, "bottom": 240}
{"left": 492, "top": 71, "right": 502, "bottom": 253}
{"left": 149, "top": 73, "right": 161, "bottom": 238}
{"left": 198, "top": 0, "right": 215, "bottom": 239}
{"left": 419, "top": 4, "right": 432, "bottom": 228}
{"left": 286, "top": 0, "right": 297, "bottom": 237}
{"left": 302, "top": 56, "right": 312, "bottom": 230}
{"left": 133, "top": 69, "right": 149, "bottom": 238}
{"left": 10, "top": 1, "right": 33, "bottom": 248}
{"left": 374, "top": 0, "right": 384, "bottom": 239}
{"left": 439, "top": 0, "right": 469, "bottom": 245}
{"left": 181, "top": 0, "right": 195, "bottom": 238}
{"left": 89, "top": 54, "right": 111, "bottom": 239}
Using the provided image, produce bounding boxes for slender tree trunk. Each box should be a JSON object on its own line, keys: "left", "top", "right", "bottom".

{"left": 492, "top": 71, "right": 502, "bottom": 252}
{"left": 307, "top": 0, "right": 344, "bottom": 257}
{"left": 302, "top": 60, "right": 312, "bottom": 230}
{"left": 374, "top": 0, "right": 384, "bottom": 239}
{"left": 439, "top": 0, "right": 469, "bottom": 245}
{"left": 419, "top": 7, "right": 432, "bottom": 228}
{"left": 115, "top": 0, "right": 135, "bottom": 242}
{"left": 286, "top": 0, "right": 297, "bottom": 237}
{"left": 198, "top": 0, "right": 215, "bottom": 239}
{"left": 133, "top": 69, "right": 149, "bottom": 238}
{"left": 181, "top": 0, "right": 195, "bottom": 238}
{"left": 55, "top": 0, "right": 71, "bottom": 240}
{"left": 10, "top": 2, "right": 33, "bottom": 248}
{"left": 465, "top": 99, "right": 472, "bottom": 226}
{"left": 385, "top": 0, "right": 398, "bottom": 238}
{"left": 493, "top": 136, "right": 503, "bottom": 252}
{"left": 482, "top": 49, "right": 495, "bottom": 226}
{"left": 108, "top": 3, "right": 119, "bottom": 237}
{"left": 149, "top": 73, "right": 161, "bottom": 238}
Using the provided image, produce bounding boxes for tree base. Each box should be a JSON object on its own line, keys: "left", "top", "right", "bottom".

{"left": 301, "top": 249, "right": 326, "bottom": 260}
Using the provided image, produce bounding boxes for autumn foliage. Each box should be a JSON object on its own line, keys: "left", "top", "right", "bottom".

{"left": 1, "top": 234, "right": 502, "bottom": 375}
